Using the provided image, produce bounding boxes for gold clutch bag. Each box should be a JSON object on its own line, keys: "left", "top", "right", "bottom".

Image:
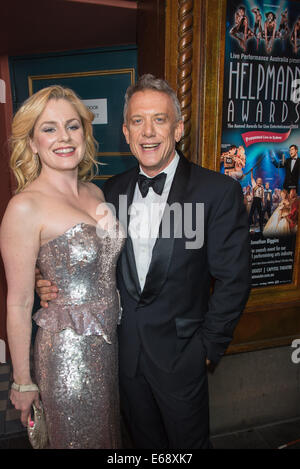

{"left": 27, "top": 402, "right": 48, "bottom": 449}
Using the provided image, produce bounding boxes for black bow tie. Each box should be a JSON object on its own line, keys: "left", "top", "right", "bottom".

{"left": 138, "top": 172, "right": 167, "bottom": 198}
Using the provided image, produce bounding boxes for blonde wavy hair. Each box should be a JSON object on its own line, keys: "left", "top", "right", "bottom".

{"left": 10, "top": 85, "right": 98, "bottom": 193}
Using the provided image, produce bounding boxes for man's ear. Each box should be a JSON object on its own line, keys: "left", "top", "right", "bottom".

{"left": 175, "top": 120, "right": 184, "bottom": 143}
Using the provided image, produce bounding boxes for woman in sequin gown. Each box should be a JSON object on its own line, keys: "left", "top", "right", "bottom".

{"left": 0, "top": 86, "right": 124, "bottom": 448}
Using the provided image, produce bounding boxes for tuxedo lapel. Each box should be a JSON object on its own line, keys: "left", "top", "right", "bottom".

{"left": 119, "top": 168, "right": 141, "bottom": 302}
{"left": 292, "top": 158, "right": 300, "bottom": 173}
{"left": 289, "top": 157, "right": 298, "bottom": 172}
{"left": 139, "top": 154, "right": 191, "bottom": 306}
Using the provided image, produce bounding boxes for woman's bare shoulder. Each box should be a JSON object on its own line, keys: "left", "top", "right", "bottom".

{"left": 0, "top": 191, "right": 43, "bottom": 248}
{"left": 80, "top": 181, "right": 105, "bottom": 202}
{"left": 1, "top": 188, "right": 45, "bottom": 234}
{"left": 4, "top": 191, "right": 40, "bottom": 218}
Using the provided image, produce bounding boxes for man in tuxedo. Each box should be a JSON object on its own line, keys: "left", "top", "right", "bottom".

{"left": 37, "top": 74, "right": 251, "bottom": 449}
{"left": 271, "top": 144, "right": 300, "bottom": 193}
{"left": 248, "top": 169, "right": 264, "bottom": 233}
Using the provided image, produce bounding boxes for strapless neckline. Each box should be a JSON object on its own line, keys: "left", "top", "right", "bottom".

{"left": 40, "top": 223, "right": 97, "bottom": 249}
{"left": 34, "top": 219, "right": 125, "bottom": 340}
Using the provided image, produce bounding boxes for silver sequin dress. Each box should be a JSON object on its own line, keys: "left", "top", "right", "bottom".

{"left": 33, "top": 222, "right": 124, "bottom": 449}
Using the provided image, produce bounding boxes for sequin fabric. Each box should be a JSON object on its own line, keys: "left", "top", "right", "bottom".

{"left": 33, "top": 222, "right": 125, "bottom": 449}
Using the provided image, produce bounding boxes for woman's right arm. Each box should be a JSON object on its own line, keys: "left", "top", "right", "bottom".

{"left": 0, "top": 195, "right": 41, "bottom": 426}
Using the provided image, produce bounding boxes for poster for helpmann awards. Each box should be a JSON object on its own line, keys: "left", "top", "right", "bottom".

{"left": 221, "top": 0, "right": 300, "bottom": 288}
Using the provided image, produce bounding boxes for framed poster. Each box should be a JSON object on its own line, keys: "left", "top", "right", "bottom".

{"left": 221, "top": 0, "right": 300, "bottom": 291}
{"left": 165, "top": 0, "right": 300, "bottom": 353}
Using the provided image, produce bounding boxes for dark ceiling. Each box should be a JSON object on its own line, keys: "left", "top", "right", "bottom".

{"left": 0, "top": 0, "right": 137, "bottom": 56}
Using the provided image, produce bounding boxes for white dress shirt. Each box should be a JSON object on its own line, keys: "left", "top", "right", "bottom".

{"left": 128, "top": 152, "right": 179, "bottom": 290}
{"left": 291, "top": 157, "right": 298, "bottom": 172}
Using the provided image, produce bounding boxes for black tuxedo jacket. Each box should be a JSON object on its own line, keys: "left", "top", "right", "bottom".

{"left": 103, "top": 154, "right": 251, "bottom": 383}
{"left": 272, "top": 156, "right": 300, "bottom": 191}
{"left": 283, "top": 158, "right": 300, "bottom": 191}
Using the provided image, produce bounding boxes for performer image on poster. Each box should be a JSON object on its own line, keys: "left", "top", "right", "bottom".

{"left": 229, "top": 3, "right": 300, "bottom": 56}
{"left": 290, "top": 16, "right": 300, "bottom": 54}
{"left": 262, "top": 182, "right": 273, "bottom": 223}
{"left": 221, "top": 145, "right": 246, "bottom": 180}
{"left": 248, "top": 169, "right": 264, "bottom": 233}
{"left": 278, "top": 8, "right": 290, "bottom": 39}
{"left": 230, "top": 5, "right": 253, "bottom": 51}
{"left": 244, "top": 186, "right": 253, "bottom": 215}
{"left": 220, "top": 145, "right": 236, "bottom": 176}
{"left": 272, "top": 188, "right": 281, "bottom": 213}
{"left": 230, "top": 145, "right": 246, "bottom": 180}
{"left": 263, "top": 189, "right": 291, "bottom": 237}
{"left": 251, "top": 7, "right": 263, "bottom": 48}
{"left": 271, "top": 144, "right": 300, "bottom": 193}
{"left": 264, "top": 12, "right": 277, "bottom": 53}
{"left": 287, "top": 188, "right": 299, "bottom": 234}
{"left": 246, "top": 144, "right": 300, "bottom": 237}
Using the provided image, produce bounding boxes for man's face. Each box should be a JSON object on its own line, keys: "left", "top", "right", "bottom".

{"left": 122, "top": 90, "right": 183, "bottom": 177}
{"left": 265, "top": 182, "right": 270, "bottom": 189}
{"left": 289, "top": 146, "right": 298, "bottom": 158}
{"left": 257, "top": 178, "right": 263, "bottom": 186}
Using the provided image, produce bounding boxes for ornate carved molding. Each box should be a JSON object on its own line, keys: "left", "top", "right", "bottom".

{"left": 177, "top": 0, "right": 194, "bottom": 159}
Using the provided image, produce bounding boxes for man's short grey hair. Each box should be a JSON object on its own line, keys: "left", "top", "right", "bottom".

{"left": 123, "top": 74, "right": 182, "bottom": 123}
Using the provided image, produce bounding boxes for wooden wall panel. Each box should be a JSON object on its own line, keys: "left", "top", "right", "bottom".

{"left": 0, "top": 55, "right": 14, "bottom": 360}
{"left": 137, "top": 0, "right": 165, "bottom": 78}
{"left": 165, "top": 0, "right": 202, "bottom": 163}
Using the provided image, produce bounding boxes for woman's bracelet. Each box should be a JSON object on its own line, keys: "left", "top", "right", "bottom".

{"left": 11, "top": 382, "right": 39, "bottom": 392}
